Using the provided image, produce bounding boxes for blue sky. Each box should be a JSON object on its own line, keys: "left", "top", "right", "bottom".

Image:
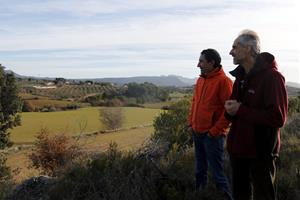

{"left": 0, "top": 0, "right": 299, "bottom": 83}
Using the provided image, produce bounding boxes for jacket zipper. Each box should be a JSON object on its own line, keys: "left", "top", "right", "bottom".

{"left": 200, "top": 79, "right": 207, "bottom": 103}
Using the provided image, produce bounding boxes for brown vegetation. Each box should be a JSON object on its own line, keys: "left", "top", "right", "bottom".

{"left": 28, "top": 128, "right": 82, "bottom": 176}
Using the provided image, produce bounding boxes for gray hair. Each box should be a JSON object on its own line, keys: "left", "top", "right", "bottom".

{"left": 237, "top": 29, "right": 261, "bottom": 57}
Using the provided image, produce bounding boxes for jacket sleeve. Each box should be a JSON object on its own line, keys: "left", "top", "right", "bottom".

{"left": 188, "top": 95, "right": 195, "bottom": 126}
{"left": 188, "top": 80, "right": 198, "bottom": 126}
{"left": 224, "top": 79, "right": 238, "bottom": 122}
{"left": 236, "top": 72, "right": 287, "bottom": 128}
{"left": 209, "top": 78, "right": 233, "bottom": 136}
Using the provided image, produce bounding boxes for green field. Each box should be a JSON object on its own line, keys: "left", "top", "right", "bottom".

{"left": 10, "top": 107, "right": 161, "bottom": 144}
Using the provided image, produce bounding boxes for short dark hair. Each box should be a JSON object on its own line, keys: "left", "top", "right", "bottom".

{"left": 200, "top": 48, "right": 221, "bottom": 68}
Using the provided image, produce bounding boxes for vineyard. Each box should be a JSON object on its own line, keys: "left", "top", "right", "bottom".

{"left": 22, "top": 84, "right": 117, "bottom": 99}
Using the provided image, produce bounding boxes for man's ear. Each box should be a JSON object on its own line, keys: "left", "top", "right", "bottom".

{"left": 246, "top": 45, "right": 252, "bottom": 54}
{"left": 211, "top": 60, "right": 216, "bottom": 67}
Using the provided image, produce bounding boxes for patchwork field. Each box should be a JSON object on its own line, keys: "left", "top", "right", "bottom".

{"left": 10, "top": 107, "right": 161, "bottom": 144}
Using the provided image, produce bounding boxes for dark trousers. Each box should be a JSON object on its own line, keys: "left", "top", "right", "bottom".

{"left": 230, "top": 156, "right": 276, "bottom": 200}
{"left": 193, "top": 132, "right": 233, "bottom": 199}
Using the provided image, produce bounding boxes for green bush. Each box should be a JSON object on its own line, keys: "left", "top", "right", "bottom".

{"left": 0, "top": 153, "right": 13, "bottom": 200}
{"left": 152, "top": 98, "right": 193, "bottom": 151}
{"left": 288, "top": 97, "right": 300, "bottom": 116}
{"left": 276, "top": 114, "right": 300, "bottom": 200}
{"left": 46, "top": 143, "right": 226, "bottom": 200}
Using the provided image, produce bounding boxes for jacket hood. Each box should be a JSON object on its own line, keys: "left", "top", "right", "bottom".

{"left": 254, "top": 52, "right": 278, "bottom": 71}
{"left": 201, "top": 66, "right": 225, "bottom": 79}
{"left": 230, "top": 52, "right": 278, "bottom": 78}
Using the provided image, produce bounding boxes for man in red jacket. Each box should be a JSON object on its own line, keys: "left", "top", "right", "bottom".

{"left": 188, "top": 49, "right": 233, "bottom": 199}
{"left": 225, "top": 30, "right": 288, "bottom": 200}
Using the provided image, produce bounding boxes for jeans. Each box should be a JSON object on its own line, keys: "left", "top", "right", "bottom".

{"left": 193, "top": 131, "right": 232, "bottom": 199}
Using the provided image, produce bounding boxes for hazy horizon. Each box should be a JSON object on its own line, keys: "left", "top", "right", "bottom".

{"left": 0, "top": 0, "right": 299, "bottom": 83}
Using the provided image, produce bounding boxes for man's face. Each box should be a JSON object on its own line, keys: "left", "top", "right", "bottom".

{"left": 197, "top": 54, "right": 215, "bottom": 75}
{"left": 229, "top": 38, "right": 249, "bottom": 65}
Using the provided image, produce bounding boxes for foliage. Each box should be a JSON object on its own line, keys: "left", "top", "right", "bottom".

{"left": 288, "top": 96, "right": 300, "bottom": 116}
{"left": 124, "top": 82, "right": 169, "bottom": 103}
{"left": 99, "top": 107, "right": 125, "bottom": 130}
{"left": 29, "top": 128, "right": 82, "bottom": 176}
{"left": 152, "top": 98, "right": 193, "bottom": 151}
{"left": 22, "top": 99, "right": 82, "bottom": 112}
{"left": 46, "top": 142, "right": 225, "bottom": 200}
{"left": 0, "top": 153, "right": 13, "bottom": 200}
{"left": 276, "top": 114, "right": 300, "bottom": 200}
{"left": 0, "top": 66, "right": 22, "bottom": 149}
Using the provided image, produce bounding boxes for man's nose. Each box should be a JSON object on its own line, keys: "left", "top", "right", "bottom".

{"left": 197, "top": 62, "right": 201, "bottom": 68}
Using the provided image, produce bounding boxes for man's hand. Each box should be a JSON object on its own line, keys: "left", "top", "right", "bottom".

{"left": 225, "top": 100, "right": 241, "bottom": 116}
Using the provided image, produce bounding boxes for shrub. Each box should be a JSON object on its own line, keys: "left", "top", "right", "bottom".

{"left": 152, "top": 98, "right": 193, "bottom": 151}
{"left": 46, "top": 141, "right": 229, "bottom": 200}
{"left": 282, "top": 114, "right": 300, "bottom": 139}
{"left": 0, "top": 153, "right": 13, "bottom": 200}
{"left": 22, "top": 100, "right": 36, "bottom": 112}
{"left": 288, "top": 97, "right": 300, "bottom": 116}
{"left": 65, "top": 103, "right": 80, "bottom": 110}
{"left": 29, "top": 128, "right": 82, "bottom": 176}
{"left": 276, "top": 114, "right": 300, "bottom": 200}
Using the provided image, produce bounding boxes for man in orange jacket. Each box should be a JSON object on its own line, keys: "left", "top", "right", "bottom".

{"left": 188, "top": 49, "right": 233, "bottom": 199}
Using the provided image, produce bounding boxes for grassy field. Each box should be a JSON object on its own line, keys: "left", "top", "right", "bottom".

{"left": 10, "top": 107, "right": 161, "bottom": 144}
{"left": 7, "top": 126, "right": 154, "bottom": 183}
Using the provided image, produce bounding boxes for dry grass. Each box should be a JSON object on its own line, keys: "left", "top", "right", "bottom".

{"left": 6, "top": 126, "right": 154, "bottom": 183}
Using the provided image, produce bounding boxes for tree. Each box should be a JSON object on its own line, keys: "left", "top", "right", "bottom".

{"left": 0, "top": 65, "right": 22, "bottom": 149}
{"left": 99, "top": 107, "right": 124, "bottom": 130}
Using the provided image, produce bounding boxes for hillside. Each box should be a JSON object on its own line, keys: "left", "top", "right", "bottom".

{"left": 90, "top": 75, "right": 196, "bottom": 87}
{"left": 287, "top": 85, "right": 300, "bottom": 96}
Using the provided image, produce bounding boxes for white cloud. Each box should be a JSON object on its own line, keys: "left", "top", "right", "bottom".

{"left": 0, "top": 0, "right": 299, "bottom": 83}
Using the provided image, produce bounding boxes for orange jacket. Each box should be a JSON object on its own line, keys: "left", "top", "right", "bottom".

{"left": 188, "top": 67, "right": 233, "bottom": 136}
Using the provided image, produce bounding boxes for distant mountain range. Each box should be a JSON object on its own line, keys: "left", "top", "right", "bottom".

{"left": 286, "top": 82, "right": 300, "bottom": 89}
{"left": 5, "top": 70, "right": 196, "bottom": 87}
{"left": 4, "top": 70, "right": 300, "bottom": 89}
{"left": 90, "top": 75, "right": 197, "bottom": 87}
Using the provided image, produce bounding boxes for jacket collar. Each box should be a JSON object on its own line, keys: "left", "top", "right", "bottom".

{"left": 229, "top": 52, "right": 277, "bottom": 79}
{"left": 201, "top": 66, "right": 224, "bottom": 79}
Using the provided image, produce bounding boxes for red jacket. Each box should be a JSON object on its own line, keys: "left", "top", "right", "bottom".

{"left": 225, "top": 52, "right": 288, "bottom": 158}
{"left": 188, "top": 67, "right": 233, "bottom": 136}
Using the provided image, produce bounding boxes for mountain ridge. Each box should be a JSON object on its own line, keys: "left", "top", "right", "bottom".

{"left": 4, "top": 69, "right": 300, "bottom": 88}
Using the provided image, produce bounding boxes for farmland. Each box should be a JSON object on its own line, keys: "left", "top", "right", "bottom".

{"left": 10, "top": 107, "right": 161, "bottom": 144}
{"left": 22, "top": 84, "right": 116, "bottom": 99}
